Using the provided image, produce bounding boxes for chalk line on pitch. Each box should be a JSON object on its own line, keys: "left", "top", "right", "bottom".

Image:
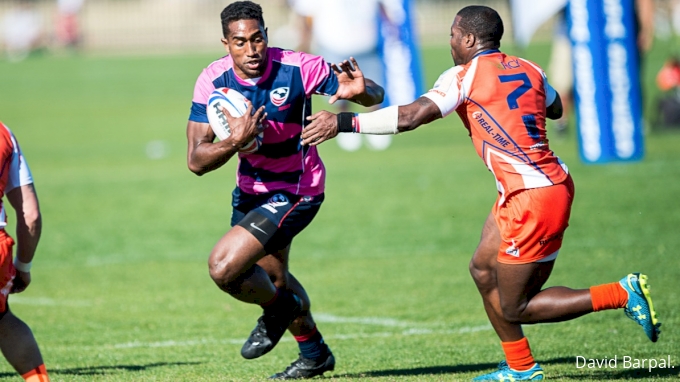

{"left": 47, "top": 313, "right": 490, "bottom": 351}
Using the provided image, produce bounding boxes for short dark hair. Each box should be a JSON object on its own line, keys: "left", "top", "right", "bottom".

{"left": 221, "top": 1, "right": 265, "bottom": 38}
{"left": 456, "top": 5, "right": 504, "bottom": 47}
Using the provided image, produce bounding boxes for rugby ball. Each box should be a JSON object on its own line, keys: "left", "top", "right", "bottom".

{"left": 206, "top": 87, "right": 263, "bottom": 154}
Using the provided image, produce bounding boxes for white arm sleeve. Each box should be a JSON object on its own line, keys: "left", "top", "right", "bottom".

{"left": 421, "top": 66, "right": 465, "bottom": 118}
{"left": 356, "top": 105, "right": 400, "bottom": 135}
{"left": 6, "top": 132, "right": 34, "bottom": 193}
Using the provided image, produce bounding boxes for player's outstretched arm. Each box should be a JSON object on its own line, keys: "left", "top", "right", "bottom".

{"left": 7, "top": 183, "right": 41, "bottom": 294}
{"left": 187, "top": 102, "right": 266, "bottom": 176}
{"left": 330, "top": 57, "right": 384, "bottom": 106}
{"left": 302, "top": 96, "right": 442, "bottom": 146}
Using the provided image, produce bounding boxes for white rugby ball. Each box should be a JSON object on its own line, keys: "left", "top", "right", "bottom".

{"left": 206, "top": 87, "right": 263, "bottom": 154}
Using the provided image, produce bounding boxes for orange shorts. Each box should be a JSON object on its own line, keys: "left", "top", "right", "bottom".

{"left": 0, "top": 230, "right": 16, "bottom": 313}
{"left": 494, "top": 175, "right": 575, "bottom": 264}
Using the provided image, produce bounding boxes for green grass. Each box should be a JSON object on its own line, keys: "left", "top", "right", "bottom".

{"left": 0, "top": 42, "right": 678, "bottom": 381}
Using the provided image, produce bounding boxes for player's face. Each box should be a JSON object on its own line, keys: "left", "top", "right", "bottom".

{"left": 449, "top": 16, "right": 465, "bottom": 66}
{"left": 223, "top": 19, "right": 268, "bottom": 79}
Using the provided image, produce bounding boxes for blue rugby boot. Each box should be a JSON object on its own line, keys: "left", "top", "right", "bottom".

{"left": 472, "top": 363, "right": 544, "bottom": 381}
{"left": 619, "top": 273, "right": 661, "bottom": 342}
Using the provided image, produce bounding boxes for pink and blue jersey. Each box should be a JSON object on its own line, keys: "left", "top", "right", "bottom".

{"left": 189, "top": 47, "right": 339, "bottom": 196}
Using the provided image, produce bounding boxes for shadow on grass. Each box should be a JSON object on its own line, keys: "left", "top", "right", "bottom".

{"left": 334, "top": 357, "right": 574, "bottom": 379}
{"left": 0, "top": 361, "right": 204, "bottom": 378}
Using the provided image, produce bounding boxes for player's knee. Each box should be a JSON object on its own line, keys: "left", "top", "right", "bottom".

{"left": 208, "top": 252, "right": 239, "bottom": 286}
{"left": 296, "top": 292, "right": 311, "bottom": 312}
{"left": 469, "top": 259, "right": 494, "bottom": 289}
{"left": 500, "top": 301, "right": 527, "bottom": 324}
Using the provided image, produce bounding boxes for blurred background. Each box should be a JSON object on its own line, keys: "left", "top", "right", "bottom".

{"left": 0, "top": 0, "right": 677, "bottom": 53}
{"left": 0, "top": 0, "right": 521, "bottom": 55}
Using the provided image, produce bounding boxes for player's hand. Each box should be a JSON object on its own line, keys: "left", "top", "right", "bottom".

{"left": 302, "top": 111, "right": 339, "bottom": 146}
{"left": 10, "top": 271, "right": 31, "bottom": 294}
{"left": 330, "top": 57, "right": 366, "bottom": 104}
{"left": 223, "top": 100, "right": 267, "bottom": 149}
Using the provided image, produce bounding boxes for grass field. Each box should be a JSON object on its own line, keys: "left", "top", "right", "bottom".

{"left": 0, "top": 40, "right": 678, "bottom": 382}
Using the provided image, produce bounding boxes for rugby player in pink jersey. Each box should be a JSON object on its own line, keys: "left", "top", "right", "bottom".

{"left": 0, "top": 122, "right": 48, "bottom": 382}
{"left": 185, "top": 1, "right": 384, "bottom": 379}
{"left": 301, "top": 5, "right": 661, "bottom": 381}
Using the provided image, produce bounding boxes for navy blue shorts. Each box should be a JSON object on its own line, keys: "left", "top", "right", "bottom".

{"left": 230, "top": 187, "right": 324, "bottom": 253}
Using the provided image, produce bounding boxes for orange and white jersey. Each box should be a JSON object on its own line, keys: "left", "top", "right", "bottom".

{"left": 0, "top": 122, "right": 34, "bottom": 228}
{"left": 423, "top": 50, "right": 569, "bottom": 205}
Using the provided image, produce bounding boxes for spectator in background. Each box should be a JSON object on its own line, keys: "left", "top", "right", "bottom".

{"left": 547, "top": 0, "right": 655, "bottom": 135}
{"left": 655, "top": 56, "right": 680, "bottom": 127}
{"left": 54, "top": 0, "right": 84, "bottom": 50}
{"left": 291, "top": 0, "right": 404, "bottom": 151}
{"left": 1, "top": 0, "right": 46, "bottom": 62}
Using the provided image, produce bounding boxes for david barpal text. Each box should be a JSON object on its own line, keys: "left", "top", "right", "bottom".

{"left": 576, "top": 355, "right": 674, "bottom": 372}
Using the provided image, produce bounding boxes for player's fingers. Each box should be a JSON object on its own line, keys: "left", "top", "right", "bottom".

{"left": 302, "top": 131, "right": 320, "bottom": 146}
{"left": 342, "top": 58, "right": 356, "bottom": 71}
{"left": 306, "top": 111, "right": 324, "bottom": 121}
{"left": 244, "top": 100, "right": 255, "bottom": 115}
{"left": 251, "top": 104, "right": 265, "bottom": 119}
{"left": 256, "top": 111, "right": 268, "bottom": 126}
{"left": 331, "top": 63, "right": 342, "bottom": 74}
{"left": 328, "top": 95, "right": 339, "bottom": 104}
{"left": 350, "top": 57, "right": 361, "bottom": 71}
{"left": 339, "top": 61, "right": 355, "bottom": 79}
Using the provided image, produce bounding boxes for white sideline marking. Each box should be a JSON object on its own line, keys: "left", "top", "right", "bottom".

{"left": 314, "top": 313, "right": 432, "bottom": 328}
{"left": 9, "top": 296, "right": 92, "bottom": 307}
{"left": 107, "top": 325, "right": 491, "bottom": 350}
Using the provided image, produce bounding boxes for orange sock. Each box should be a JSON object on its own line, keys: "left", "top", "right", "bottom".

{"left": 501, "top": 337, "right": 535, "bottom": 371}
{"left": 21, "top": 364, "right": 49, "bottom": 382}
{"left": 590, "top": 282, "right": 628, "bottom": 311}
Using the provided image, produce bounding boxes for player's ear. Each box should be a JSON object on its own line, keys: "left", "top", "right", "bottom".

{"left": 464, "top": 32, "right": 475, "bottom": 48}
{"left": 263, "top": 27, "right": 269, "bottom": 44}
{"left": 221, "top": 37, "right": 230, "bottom": 53}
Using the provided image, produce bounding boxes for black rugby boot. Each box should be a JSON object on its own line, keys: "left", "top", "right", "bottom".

{"left": 241, "top": 292, "right": 302, "bottom": 359}
{"left": 269, "top": 350, "right": 335, "bottom": 379}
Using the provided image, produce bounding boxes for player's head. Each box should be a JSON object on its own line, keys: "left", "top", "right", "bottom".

{"left": 220, "top": 1, "right": 269, "bottom": 79}
{"left": 450, "top": 5, "right": 504, "bottom": 65}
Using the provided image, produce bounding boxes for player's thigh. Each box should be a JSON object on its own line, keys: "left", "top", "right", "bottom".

{"left": 496, "top": 260, "right": 555, "bottom": 311}
{"left": 209, "top": 225, "right": 266, "bottom": 278}
{"left": 471, "top": 211, "right": 502, "bottom": 273}
{"left": 495, "top": 179, "right": 574, "bottom": 265}
{"left": 230, "top": 188, "right": 324, "bottom": 272}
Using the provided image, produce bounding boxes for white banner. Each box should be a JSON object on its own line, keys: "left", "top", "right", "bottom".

{"left": 509, "top": 0, "right": 568, "bottom": 47}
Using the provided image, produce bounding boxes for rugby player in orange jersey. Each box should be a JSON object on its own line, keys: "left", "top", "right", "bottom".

{"left": 300, "top": 5, "right": 661, "bottom": 381}
{"left": 0, "top": 121, "right": 48, "bottom": 382}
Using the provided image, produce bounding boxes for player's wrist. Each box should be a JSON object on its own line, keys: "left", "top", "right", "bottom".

{"left": 13, "top": 258, "right": 32, "bottom": 272}
{"left": 337, "top": 112, "right": 358, "bottom": 133}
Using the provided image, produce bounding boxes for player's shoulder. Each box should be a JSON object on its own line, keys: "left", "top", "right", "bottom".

{"left": 0, "top": 121, "right": 13, "bottom": 140}
{"left": 434, "top": 65, "right": 466, "bottom": 85}
{"left": 516, "top": 56, "right": 546, "bottom": 75}
{"left": 272, "top": 47, "right": 324, "bottom": 68}
{"left": 0, "top": 122, "right": 17, "bottom": 152}
{"left": 199, "top": 54, "right": 234, "bottom": 81}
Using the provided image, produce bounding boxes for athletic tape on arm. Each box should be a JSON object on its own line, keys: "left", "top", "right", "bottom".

{"left": 356, "top": 106, "right": 399, "bottom": 135}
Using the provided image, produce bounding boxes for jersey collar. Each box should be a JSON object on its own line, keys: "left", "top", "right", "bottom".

{"left": 472, "top": 49, "right": 501, "bottom": 59}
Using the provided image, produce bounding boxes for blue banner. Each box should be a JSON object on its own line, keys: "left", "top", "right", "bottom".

{"left": 376, "top": 0, "right": 423, "bottom": 107}
{"left": 567, "top": 0, "right": 644, "bottom": 163}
